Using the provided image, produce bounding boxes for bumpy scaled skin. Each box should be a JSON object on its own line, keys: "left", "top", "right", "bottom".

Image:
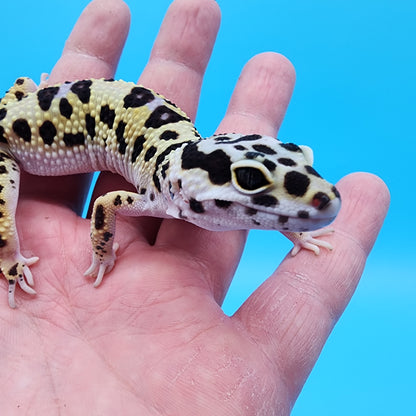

{"left": 0, "top": 77, "right": 341, "bottom": 307}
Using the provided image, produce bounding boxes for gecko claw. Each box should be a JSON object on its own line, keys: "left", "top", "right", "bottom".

{"left": 84, "top": 243, "right": 119, "bottom": 287}
{"left": 285, "top": 229, "right": 335, "bottom": 256}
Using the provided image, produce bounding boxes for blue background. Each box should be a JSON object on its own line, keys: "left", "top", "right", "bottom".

{"left": 2, "top": 0, "right": 415, "bottom": 414}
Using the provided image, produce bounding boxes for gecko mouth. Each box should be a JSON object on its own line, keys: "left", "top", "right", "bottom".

{"left": 242, "top": 195, "right": 341, "bottom": 232}
{"left": 190, "top": 198, "right": 340, "bottom": 232}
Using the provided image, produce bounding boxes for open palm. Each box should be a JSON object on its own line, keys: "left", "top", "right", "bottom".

{"left": 0, "top": 0, "right": 389, "bottom": 415}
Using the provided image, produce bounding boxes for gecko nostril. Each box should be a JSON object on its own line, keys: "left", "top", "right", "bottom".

{"left": 312, "top": 192, "right": 331, "bottom": 210}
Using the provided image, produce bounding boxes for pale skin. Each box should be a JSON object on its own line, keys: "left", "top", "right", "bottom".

{"left": 0, "top": 0, "right": 390, "bottom": 414}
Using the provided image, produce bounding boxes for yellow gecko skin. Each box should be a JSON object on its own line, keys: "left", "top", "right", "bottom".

{"left": 0, "top": 77, "right": 341, "bottom": 307}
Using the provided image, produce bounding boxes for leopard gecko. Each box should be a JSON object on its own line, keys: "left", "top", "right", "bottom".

{"left": 0, "top": 77, "right": 341, "bottom": 308}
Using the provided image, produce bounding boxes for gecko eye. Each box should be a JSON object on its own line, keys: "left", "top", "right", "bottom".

{"left": 231, "top": 160, "right": 273, "bottom": 194}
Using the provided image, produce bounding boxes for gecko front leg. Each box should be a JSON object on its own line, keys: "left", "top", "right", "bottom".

{"left": 84, "top": 190, "right": 149, "bottom": 287}
{"left": 282, "top": 229, "right": 335, "bottom": 256}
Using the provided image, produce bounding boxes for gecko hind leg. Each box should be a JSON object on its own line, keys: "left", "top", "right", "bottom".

{"left": 0, "top": 151, "right": 39, "bottom": 307}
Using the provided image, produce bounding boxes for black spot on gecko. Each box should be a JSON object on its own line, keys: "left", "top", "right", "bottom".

{"left": 305, "top": 165, "right": 322, "bottom": 178}
{"left": 155, "top": 143, "right": 184, "bottom": 170}
{"left": 0, "top": 237, "right": 6, "bottom": 247}
{"left": 37, "top": 86, "right": 59, "bottom": 111}
{"left": 63, "top": 132, "right": 85, "bottom": 147}
{"left": 234, "top": 145, "right": 246, "bottom": 151}
{"left": 332, "top": 186, "right": 341, "bottom": 199}
{"left": 12, "top": 119, "right": 32, "bottom": 142}
{"left": 245, "top": 152, "right": 263, "bottom": 160}
{"left": 252, "top": 144, "right": 276, "bottom": 155}
{"left": 103, "top": 232, "right": 113, "bottom": 242}
{"left": 252, "top": 195, "right": 278, "bottom": 207}
{"left": 85, "top": 114, "right": 96, "bottom": 139}
{"left": 131, "top": 135, "right": 146, "bottom": 164}
{"left": 94, "top": 204, "right": 105, "bottom": 230}
{"left": 0, "top": 185, "right": 3, "bottom": 193}
{"left": 284, "top": 171, "right": 310, "bottom": 197}
{"left": 152, "top": 142, "right": 186, "bottom": 192}
{"left": 152, "top": 174, "right": 161, "bottom": 193}
{"left": 0, "top": 126, "right": 8, "bottom": 144}
{"left": 163, "top": 98, "right": 179, "bottom": 108}
{"left": 215, "top": 134, "right": 262, "bottom": 144}
{"left": 0, "top": 165, "right": 8, "bottom": 175}
{"left": 39, "top": 120, "right": 57, "bottom": 145}
{"left": 100, "top": 105, "right": 115, "bottom": 129}
{"left": 127, "top": 196, "right": 134, "bottom": 204}
{"left": 278, "top": 158, "right": 297, "bottom": 167}
{"left": 190, "top": 198, "right": 205, "bottom": 213}
{"left": 298, "top": 210, "right": 309, "bottom": 219}
{"left": 159, "top": 130, "right": 179, "bottom": 141}
{"left": 215, "top": 200, "right": 233, "bottom": 209}
{"left": 139, "top": 187, "right": 146, "bottom": 195}
{"left": 280, "top": 143, "right": 301, "bottom": 152}
{"left": 168, "top": 182, "right": 174, "bottom": 199}
{"left": 263, "top": 160, "right": 277, "bottom": 172}
{"left": 14, "top": 91, "right": 24, "bottom": 101}
{"left": 144, "top": 105, "right": 189, "bottom": 129}
{"left": 0, "top": 199, "right": 5, "bottom": 205}
{"left": 182, "top": 142, "right": 231, "bottom": 185}
{"left": 161, "top": 162, "right": 169, "bottom": 179}
{"left": 123, "top": 86, "right": 155, "bottom": 108}
{"left": 0, "top": 108, "right": 7, "bottom": 121}
{"left": 115, "top": 121, "right": 127, "bottom": 154}
{"left": 8, "top": 263, "right": 18, "bottom": 277}
{"left": 278, "top": 215, "right": 289, "bottom": 224}
{"left": 70, "top": 80, "right": 92, "bottom": 104}
{"left": 113, "top": 195, "right": 122, "bottom": 206}
{"left": 144, "top": 146, "right": 157, "bottom": 162}
{"left": 59, "top": 98, "right": 73, "bottom": 119}
{"left": 16, "top": 78, "right": 25, "bottom": 85}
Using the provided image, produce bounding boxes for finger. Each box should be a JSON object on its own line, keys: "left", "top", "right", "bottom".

{"left": 21, "top": 0, "right": 130, "bottom": 214}
{"left": 218, "top": 52, "right": 296, "bottom": 136}
{"left": 48, "top": 0, "right": 130, "bottom": 83}
{"left": 156, "top": 53, "right": 296, "bottom": 303}
{"left": 235, "top": 173, "right": 390, "bottom": 399}
{"left": 90, "top": 0, "right": 221, "bottom": 234}
{"left": 139, "top": 0, "right": 221, "bottom": 119}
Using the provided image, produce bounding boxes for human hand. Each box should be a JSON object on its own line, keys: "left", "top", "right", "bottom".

{"left": 0, "top": 0, "right": 389, "bottom": 414}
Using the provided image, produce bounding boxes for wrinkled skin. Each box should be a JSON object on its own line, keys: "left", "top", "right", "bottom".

{"left": 0, "top": 0, "right": 389, "bottom": 414}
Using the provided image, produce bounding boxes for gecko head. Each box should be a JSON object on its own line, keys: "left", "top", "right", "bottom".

{"left": 177, "top": 134, "right": 341, "bottom": 232}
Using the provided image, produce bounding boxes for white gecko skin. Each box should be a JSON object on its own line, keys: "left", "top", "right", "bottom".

{"left": 0, "top": 77, "right": 341, "bottom": 308}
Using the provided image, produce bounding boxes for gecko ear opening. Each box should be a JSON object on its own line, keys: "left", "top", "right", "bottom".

{"left": 299, "top": 145, "right": 314, "bottom": 165}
